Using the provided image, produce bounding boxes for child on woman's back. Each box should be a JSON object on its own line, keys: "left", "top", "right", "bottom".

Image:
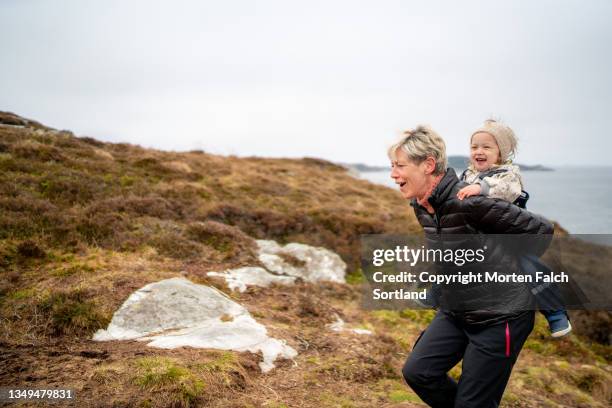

{"left": 457, "top": 119, "right": 571, "bottom": 337}
{"left": 457, "top": 120, "right": 522, "bottom": 204}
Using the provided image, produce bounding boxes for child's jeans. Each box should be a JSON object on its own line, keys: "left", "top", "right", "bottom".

{"left": 425, "top": 256, "right": 568, "bottom": 319}
{"left": 519, "top": 255, "right": 567, "bottom": 318}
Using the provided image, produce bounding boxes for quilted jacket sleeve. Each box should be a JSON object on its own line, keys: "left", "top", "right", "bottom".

{"left": 464, "top": 196, "right": 554, "bottom": 255}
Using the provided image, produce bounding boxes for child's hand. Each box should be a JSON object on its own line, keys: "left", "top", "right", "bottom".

{"left": 457, "top": 184, "right": 482, "bottom": 200}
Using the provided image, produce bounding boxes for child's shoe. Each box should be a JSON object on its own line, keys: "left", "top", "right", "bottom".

{"left": 547, "top": 311, "right": 572, "bottom": 338}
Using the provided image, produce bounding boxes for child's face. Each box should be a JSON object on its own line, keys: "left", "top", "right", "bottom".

{"left": 470, "top": 132, "right": 500, "bottom": 172}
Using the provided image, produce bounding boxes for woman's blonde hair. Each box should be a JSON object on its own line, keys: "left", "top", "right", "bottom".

{"left": 387, "top": 125, "right": 448, "bottom": 175}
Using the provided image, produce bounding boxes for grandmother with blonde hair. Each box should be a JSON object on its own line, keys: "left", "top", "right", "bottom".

{"left": 389, "top": 125, "right": 553, "bottom": 407}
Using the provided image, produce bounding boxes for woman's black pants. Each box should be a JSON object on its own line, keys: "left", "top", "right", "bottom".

{"left": 402, "top": 310, "right": 534, "bottom": 408}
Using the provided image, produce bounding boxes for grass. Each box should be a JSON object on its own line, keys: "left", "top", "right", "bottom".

{"left": 345, "top": 268, "right": 366, "bottom": 285}
{"left": 389, "top": 389, "right": 421, "bottom": 403}
{"left": 369, "top": 309, "right": 435, "bottom": 328}
{"left": 8, "top": 288, "right": 37, "bottom": 300}
{"left": 318, "top": 391, "right": 357, "bottom": 408}
{"left": 0, "top": 119, "right": 417, "bottom": 270}
{"left": 133, "top": 357, "right": 205, "bottom": 408}
{"left": 52, "top": 263, "right": 95, "bottom": 277}
{"left": 375, "top": 379, "right": 423, "bottom": 404}
{"left": 38, "top": 289, "right": 110, "bottom": 336}
{"left": 1, "top": 112, "right": 611, "bottom": 408}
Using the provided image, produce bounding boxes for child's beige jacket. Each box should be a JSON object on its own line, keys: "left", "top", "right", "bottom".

{"left": 462, "top": 164, "right": 523, "bottom": 203}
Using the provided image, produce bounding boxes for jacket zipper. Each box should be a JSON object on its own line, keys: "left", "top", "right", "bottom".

{"left": 433, "top": 212, "right": 441, "bottom": 234}
{"left": 505, "top": 322, "right": 511, "bottom": 357}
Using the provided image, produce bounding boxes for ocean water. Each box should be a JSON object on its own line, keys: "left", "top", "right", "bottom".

{"left": 359, "top": 166, "right": 612, "bottom": 235}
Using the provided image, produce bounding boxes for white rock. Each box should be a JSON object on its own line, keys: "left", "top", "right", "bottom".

{"left": 206, "top": 240, "right": 346, "bottom": 293}
{"left": 256, "top": 240, "right": 346, "bottom": 283}
{"left": 93, "top": 277, "right": 296, "bottom": 372}
{"left": 327, "top": 315, "right": 372, "bottom": 336}
{"left": 351, "top": 327, "right": 374, "bottom": 335}
{"left": 207, "top": 267, "right": 296, "bottom": 293}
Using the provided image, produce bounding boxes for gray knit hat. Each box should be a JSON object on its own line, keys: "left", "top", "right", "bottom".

{"left": 471, "top": 119, "right": 518, "bottom": 164}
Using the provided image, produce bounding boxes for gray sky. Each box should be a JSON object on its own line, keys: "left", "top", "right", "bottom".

{"left": 1, "top": 0, "right": 611, "bottom": 166}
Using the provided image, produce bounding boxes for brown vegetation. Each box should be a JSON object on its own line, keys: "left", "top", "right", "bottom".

{"left": 0, "top": 113, "right": 610, "bottom": 407}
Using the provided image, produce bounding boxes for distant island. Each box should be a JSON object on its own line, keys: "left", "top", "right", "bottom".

{"left": 343, "top": 155, "right": 554, "bottom": 172}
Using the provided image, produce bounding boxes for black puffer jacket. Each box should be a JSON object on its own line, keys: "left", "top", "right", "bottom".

{"left": 411, "top": 168, "right": 554, "bottom": 326}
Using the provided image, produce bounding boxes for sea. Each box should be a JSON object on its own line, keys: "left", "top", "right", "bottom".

{"left": 358, "top": 166, "right": 612, "bottom": 237}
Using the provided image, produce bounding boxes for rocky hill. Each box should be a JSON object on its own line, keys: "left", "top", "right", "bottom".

{"left": 0, "top": 112, "right": 609, "bottom": 407}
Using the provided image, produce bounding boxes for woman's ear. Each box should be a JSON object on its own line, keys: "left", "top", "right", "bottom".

{"left": 423, "top": 156, "right": 437, "bottom": 175}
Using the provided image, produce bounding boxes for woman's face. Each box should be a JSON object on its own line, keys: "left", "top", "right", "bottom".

{"left": 390, "top": 149, "right": 431, "bottom": 200}
{"left": 470, "top": 132, "right": 501, "bottom": 172}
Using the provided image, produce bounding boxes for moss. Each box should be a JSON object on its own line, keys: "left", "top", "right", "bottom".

{"left": 195, "top": 351, "right": 247, "bottom": 388}
{"left": 197, "top": 351, "right": 237, "bottom": 372}
{"left": 136, "top": 359, "right": 189, "bottom": 386}
{"left": 375, "top": 379, "right": 422, "bottom": 404}
{"left": 371, "top": 310, "right": 402, "bottom": 326}
{"left": 370, "top": 309, "right": 435, "bottom": 328}
{"left": 399, "top": 308, "right": 436, "bottom": 325}
{"left": 345, "top": 268, "right": 366, "bottom": 285}
{"left": 524, "top": 339, "right": 556, "bottom": 355}
{"left": 92, "top": 352, "right": 247, "bottom": 407}
{"left": 389, "top": 389, "right": 420, "bottom": 403}
{"left": 133, "top": 357, "right": 205, "bottom": 407}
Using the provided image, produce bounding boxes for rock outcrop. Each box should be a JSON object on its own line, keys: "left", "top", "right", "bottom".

{"left": 93, "top": 277, "right": 297, "bottom": 372}
{"left": 207, "top": 240, "right": 347, "bottom": 292}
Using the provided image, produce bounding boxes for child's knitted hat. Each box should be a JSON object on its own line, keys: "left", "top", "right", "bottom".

{"left": 471, "top": 119, "right": 517, "bottom": 164}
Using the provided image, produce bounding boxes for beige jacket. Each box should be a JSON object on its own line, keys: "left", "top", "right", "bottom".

{"left": 461, "top": 164, "right": 524, "bottom": 203}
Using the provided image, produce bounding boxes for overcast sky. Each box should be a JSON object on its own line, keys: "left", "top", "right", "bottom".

{"left": 1, "top": 0, "right": 611, "bottom": 166}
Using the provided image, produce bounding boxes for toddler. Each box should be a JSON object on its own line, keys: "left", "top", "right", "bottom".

{"left": 457, "top": 119, "right": 571, "bottom": 337}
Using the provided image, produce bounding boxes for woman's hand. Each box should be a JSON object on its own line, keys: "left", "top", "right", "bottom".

{"left": 457, "top": 184, "right": 482, "bottom": 200}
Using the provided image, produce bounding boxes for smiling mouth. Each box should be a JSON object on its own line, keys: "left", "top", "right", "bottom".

{"left": 398, "top": 182, "right": 406, "bottom": 187}
{"left": 475, "top": 158, "right": 487, "bottom": 163}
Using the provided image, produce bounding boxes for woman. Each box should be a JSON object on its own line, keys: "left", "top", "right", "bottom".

{"left": 389, "top": 125, "right": 553, "bottom": 407}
